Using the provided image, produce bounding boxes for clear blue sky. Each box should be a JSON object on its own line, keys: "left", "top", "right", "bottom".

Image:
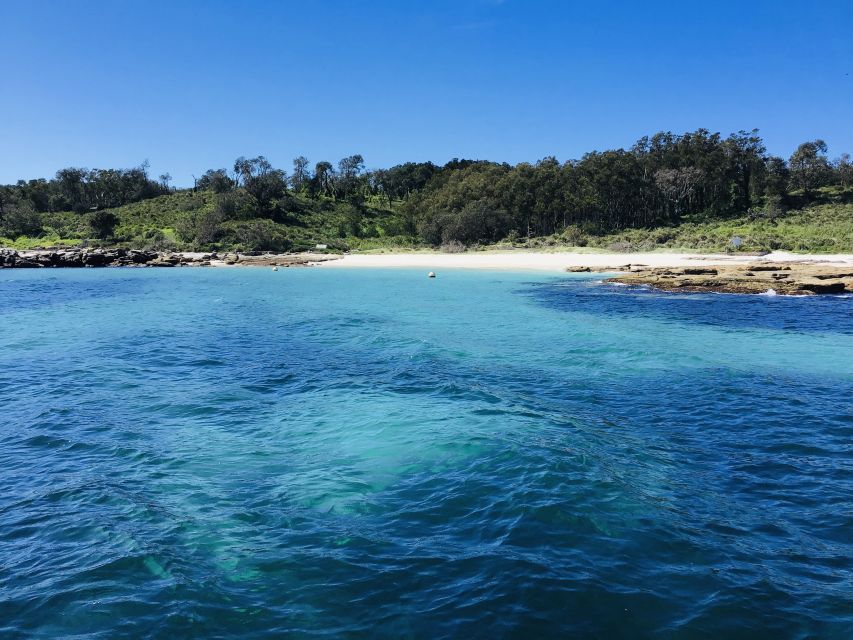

{"left": 1, "top": 0, "right": 851, "bottom": 186}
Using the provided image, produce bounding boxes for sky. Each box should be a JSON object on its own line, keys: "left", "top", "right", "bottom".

{"left": 1, "top": 0, "right": 851, "bottom": 186}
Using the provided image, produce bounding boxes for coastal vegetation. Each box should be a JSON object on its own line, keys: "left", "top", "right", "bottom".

{"left": 1, "top": 130, "right": 851, "bottom": 253}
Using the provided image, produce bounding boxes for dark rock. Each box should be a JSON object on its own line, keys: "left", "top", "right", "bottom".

{"left": 682, "top": 268, "right": 718, "bottom": 275}
{"left": 748, "top": 264, "right": 791, "bottom": 271}
{"left": 798, "top": 279, "right": 847, "bottom": 294}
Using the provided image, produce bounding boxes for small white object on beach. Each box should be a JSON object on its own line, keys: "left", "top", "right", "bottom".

{"left": 428, "top": 271, "right": 436, "bottom": 278}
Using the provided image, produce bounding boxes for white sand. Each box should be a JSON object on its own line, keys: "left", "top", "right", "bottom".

{"left": 317, "top": 250, "right": 853, "bottom": 272}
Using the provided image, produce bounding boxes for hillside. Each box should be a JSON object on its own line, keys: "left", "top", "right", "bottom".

{"left": 0, "top": 190, "right": 415, "bottom": 253}
{"left": 2, "top": 129, "right": 851, "bottom": 254}
{"left": 3, "top": 186, "right": 851, "bottom": 255}
{"left": 511, "top": 195, "right": 853, "bottom": 254}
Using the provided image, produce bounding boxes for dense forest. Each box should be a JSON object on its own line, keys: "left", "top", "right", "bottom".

{"left": 2, "top": 129, "right": 851, "bottom": 253}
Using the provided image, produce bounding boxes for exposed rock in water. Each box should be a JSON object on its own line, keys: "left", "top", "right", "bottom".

{"left": 606, "top": 262, "right": 853, "bottom": 295}
{"left": 0, "top": 248, "right": 341, "bottom": 269}
{"left": 797, "top": 279, "right": 848, "bottom": 294}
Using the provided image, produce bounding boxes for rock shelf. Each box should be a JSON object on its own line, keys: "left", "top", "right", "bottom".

{"left": 0, "top": 248, "right": 341, "bottom": 269}
{"left": 605, "top": 263, "right": 853, "bottom": 295}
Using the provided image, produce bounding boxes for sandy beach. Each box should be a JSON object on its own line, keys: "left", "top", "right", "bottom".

{"left": 317, "top": 250, "right": 853, "bottom": 272}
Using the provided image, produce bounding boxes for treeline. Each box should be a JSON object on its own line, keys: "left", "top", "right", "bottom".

{"left": 1, "top": 129, "right": 851, "bottom": 247}
{"left": 3, "top": 162, "right": 170, "bottom": 213}
{"left": 407, "top": 133, "right": 851, "bottom": 245}
{"left": 0, "top": 162, "right": 170, "bottom": 239}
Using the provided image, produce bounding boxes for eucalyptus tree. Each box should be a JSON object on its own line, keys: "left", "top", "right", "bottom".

{"left": 336, "top": 154, "right": 366, "bottom": 200}
{"left": 0, "top": 193, "right": 41, "bottom": 237}
{"left": 313, "top": 161, "right": 335, "bottom": 198}
{"left": 55, "top": 167, "right": 89, "bottom": 212}
{"left": 291, "top": 156, "right": 310, "bottom": 192}
{"left": 654, "top": 167, "right": 702, "bottom": 218}
{"left": 789, "top": 140, "right": 831, "bottom": 197}
{"left": 763, "top": 156, "right": 790, "bottom": 200}
{"left": 723, "top": 129, "right": 767, "bottom": 211}
{"left": 834, "top": 153, "right": 852, "bottom": 187}
{"left": 197, "top": 169, "right": 234, "bottom": 193}
{"left": 232, "top": 156, "right": 287, "bottom": 215}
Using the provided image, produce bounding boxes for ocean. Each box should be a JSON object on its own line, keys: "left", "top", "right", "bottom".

{"left": 1, "top": 266, "right": 851, "bottom": 638}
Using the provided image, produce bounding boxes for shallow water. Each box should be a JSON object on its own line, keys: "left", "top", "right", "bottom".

{"left": 1, "top": 267, "right": 851, "bottom": 639}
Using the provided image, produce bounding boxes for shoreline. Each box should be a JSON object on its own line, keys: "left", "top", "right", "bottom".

{"left": 3, "top": 247, "right": 851, "bottom": 294}
{"left": 3, "top": 248, "right": 852, "bottom": 272}
{"left": 318, "top": 251, "right": 853, "bottom": 294}
{"left": 0, "top": 248, "right": 339, "bottom": 269}
{"left": 317, "top": 250, "right": 853, "bottom": 272}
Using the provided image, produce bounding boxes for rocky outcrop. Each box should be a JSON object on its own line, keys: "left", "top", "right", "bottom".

{"left": 0, "top": 248, "right": 341, "bottom": 269}
{"left": 568, "top": 264, "right": 635, "bottom": 273}
{"left": 216, "top": 253, "right": 340, "bottom": 267}
{"left": 606, "top": 262, "right": 853, "bottom": 295}
{"left": 1, "top": 248, "right": 159, "bottom": 268}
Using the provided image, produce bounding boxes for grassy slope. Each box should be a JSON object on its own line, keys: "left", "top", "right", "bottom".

{"left": 3, "top": 187, "right": 851, "bottom": 254}
{"left": 578, "top": 202, "right": 853, "bottom": 253}
{"left": 114, "top": 191, "right": 415, "bottom": 251}
{"left": 491, "top": 188, "right": 853, "bottom": 254}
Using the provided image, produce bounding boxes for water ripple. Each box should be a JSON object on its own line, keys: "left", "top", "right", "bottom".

{"left": 0, "top": 268, "right": 851, "bottom": 638}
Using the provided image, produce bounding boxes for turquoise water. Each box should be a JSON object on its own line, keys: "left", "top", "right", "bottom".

{"left": 1, "top": 267, "right": 851, "bottom": 639}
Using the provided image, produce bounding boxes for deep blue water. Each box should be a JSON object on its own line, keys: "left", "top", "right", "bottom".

{"left": 1, "top": 267, "right": 851, "bottom": 639}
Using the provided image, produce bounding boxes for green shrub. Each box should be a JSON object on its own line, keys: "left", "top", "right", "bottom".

{"left": 219, "top": 219, "right": 292, "bottom": 252}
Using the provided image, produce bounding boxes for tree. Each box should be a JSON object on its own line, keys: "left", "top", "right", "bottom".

{"left": 313, "top": 161, "right": 335, "bottom": 198}
{"left": 834, "top": 153, "right": 852, "bottom": 187}
{"left": 375, "top": 162, "right": 438, "bottom": 202}
{"left": 49, "top": 164, "right": 165, "bottom": 212}
{"left": 442, "top": 199, "right": 511, "bottom": 245}
{"left": 16, "top": 179, "right": 52, "bottom": 212}
{"left": 197, "top": 169, "right": 235, "bottom": 193}
{"left": 789, "top": 140, "right": 830, "bottom": 197}
{"left": 724, "top": 129, "right": 767, "bottom": 211}
{"left": 55, "top": 167, "right": 88, "bottom": 212}
{"left": 336, "top": 154, "right": 366, "bottom": 201}
{"left": 763, "top": 156, "right": 789, "bottom": 200}
{"left": 233, "top": 157, "right": 251, "bottom": 187}
{"left": 159, "top": 173, "right": 172, "bottom": 189}
{"left": 89, "top": 210, "right": 119, "bottom": 239}
{"left": 1, "top": 199, "right": 42, "bottom": 237}
{"left": 655, "top": 167, "right": 702, "bottom": 217}
{"left": 291, "top": 156, "right": 310, "bottom": 192}
{"left": 0, "top": 185, "right": 11, "bottom": 217}
{"left": 245, "top": 170, "right": 287, "bottom": 214}
{"left": 231, "top": 156, "right": 288, "bottom": 214}
{"left": 338, "top": 154, "right": 365, "bottom": 179}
